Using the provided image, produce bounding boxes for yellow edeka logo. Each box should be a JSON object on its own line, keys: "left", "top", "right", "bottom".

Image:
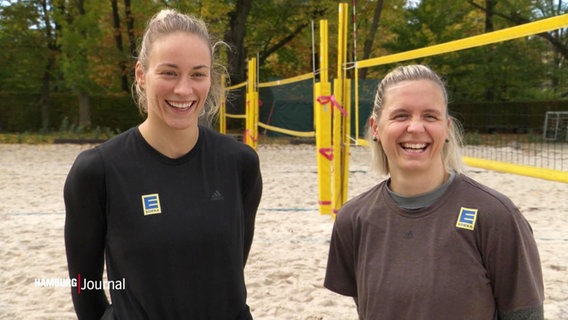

{"left": 142, "top": 194, "right": 162, "bottom": 215}
{"left": 456, "top": 207, "right": 478, "bottom": 231}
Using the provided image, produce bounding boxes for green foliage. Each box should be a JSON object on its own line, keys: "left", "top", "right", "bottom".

{"left": 378, "top": 0, "right": 567, "bottom": 103}
{"left": 0, "top": 0, "right": 566, "bottom": 133}
{"left": 0, "top": 92, "right": 142, "bottom": 133}
{"left": 56, "top": 0, "right": 106, "bottom": 93}
{"left": 0, "top": 128, "right": 118, "bottom": 144}
{"left": 0, "top": 2, "right": 48, "bottom": 91}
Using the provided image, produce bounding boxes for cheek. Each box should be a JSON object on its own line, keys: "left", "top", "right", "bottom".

{"left": 149, "top": 80, "right": 173, "bottom": 96}
{"left": 377, "top": 121, "right": 403, "bottom": 139}
{"left": 425, "top": 123, "right": 448, "bottom": 142}
{"left": 198, "top": 81, "right": 211, "bottom": 96}
{"left": 145, "top": 82, "right": 171, "bottom": 111}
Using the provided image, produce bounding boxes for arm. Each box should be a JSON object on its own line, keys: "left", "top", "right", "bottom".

{"left": 324, "top": 210, "right": 358, "bottom": 297}
{"left": 240, "top": 147, "right": 262, "bottom": 265}
{"left": 64, "top": 149, "right": 109, "bottom": 319}
{"left": 480, "top": 204, "right": 544, "bottom": 319}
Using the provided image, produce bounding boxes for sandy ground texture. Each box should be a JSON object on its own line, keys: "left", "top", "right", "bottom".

{"left": 0, "top": 143, "right": 567, "bottom": 319}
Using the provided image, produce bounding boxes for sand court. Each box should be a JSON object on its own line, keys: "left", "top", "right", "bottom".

{"left": 1, "top": 143, "right": 566, "bottom": 319}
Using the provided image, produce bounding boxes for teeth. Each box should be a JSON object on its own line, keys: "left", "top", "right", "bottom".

{"left": 402, "top": 143, "right": 427, "bottom": 149}
{"left": 168, "top": 101, "right": 194, "bottom": 109}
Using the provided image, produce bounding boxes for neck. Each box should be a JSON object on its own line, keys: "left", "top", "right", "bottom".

{"left": 138, "top": 120, "right": 199, "bottom": 159}
{"left": 389, "top": 166, "right": 449, "bottom": 197}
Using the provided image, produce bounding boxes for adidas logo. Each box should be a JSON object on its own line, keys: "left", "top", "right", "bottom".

{"left": 210, "top": 190, "right": 224, "bottom": 201}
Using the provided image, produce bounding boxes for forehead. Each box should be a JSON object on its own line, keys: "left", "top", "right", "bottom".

{"left": 149, "top": 31, "right": 211, "bottom": 64}
{"left": 383, "top": 79, "right": 446, "bottom": 109}
{"left": 386, "top": 79, "right": 444, "bottom": 97}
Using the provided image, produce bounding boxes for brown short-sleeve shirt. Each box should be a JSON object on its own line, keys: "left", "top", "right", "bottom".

{"left": 324, "top": 174, "right": 544, "bottom": 319}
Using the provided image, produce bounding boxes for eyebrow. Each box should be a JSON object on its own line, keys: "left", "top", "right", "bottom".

{"left": 157, "top": 63, "right": 211, "bottom": 70}
{"left": 193, "top": 64, "right": 211, "bottom": 70}
{"left": 390, "top": 107, "right": 444, "bottom": 114}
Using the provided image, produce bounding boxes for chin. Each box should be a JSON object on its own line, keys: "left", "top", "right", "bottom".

{"left": 399, "top": 162, "right": 432, "bottom": 172}
{"left": 167, "top": 119, "right": 198, "bottom": 131}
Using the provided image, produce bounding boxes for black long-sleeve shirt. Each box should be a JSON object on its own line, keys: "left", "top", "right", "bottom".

{"left": 64, "top": 126, "right": 262, "bottom": 320}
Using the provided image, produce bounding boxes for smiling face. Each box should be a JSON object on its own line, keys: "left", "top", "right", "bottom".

{"left": 135, "top": 31, "right": 211, "bottom": 132}
{"left": 370, "top": 79, "right": 450, "bottom": 177}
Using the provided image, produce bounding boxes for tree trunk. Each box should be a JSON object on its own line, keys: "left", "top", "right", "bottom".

{"left": 483, "top": 0, "right": 495, "bottom": 101}
{"left": 124, "top": 0, "right": 136, "bottom": 78}
{"left": 360, "top": 0, "right": 384, "bottom": 79}
{"left": 40, "top": 62, "right": 53, "bottom": 131}
{"left": 224, "top": 0, "right": 253, "bottom": 85}
{"left": 111, "top": 0, "right": 129, "bottom": 92}
{"left": 78, "top": 92, "right": 91, "bottom": 128}
{"left": 39, "top": 0, "right": 57, "bottom": 131}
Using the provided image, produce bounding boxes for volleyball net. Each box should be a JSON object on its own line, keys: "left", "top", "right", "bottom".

{"left": 353, "top": 11, "right": 568, "bottom": 185}
{"left": 220, "top": 4, "right": 568, "bottom": 214}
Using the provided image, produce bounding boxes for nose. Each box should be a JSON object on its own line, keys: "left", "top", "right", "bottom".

{"left": 173, "top": 77, "right": 193, "bottom": 96}
{"left": 407, "top": 117, "right": 425, "bottom": 133}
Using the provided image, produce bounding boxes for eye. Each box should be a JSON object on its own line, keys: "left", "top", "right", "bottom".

{"left": 424, "top": 113, "right": 441, "bottom": 121}
{"left": 159, "top": 70, "right": 177, "bottom": 77}
{"left": 192, "top": 72, "right": 209, "bottom": 79}
{"left": 392, "top": 113, "right": 409, "bottom": 120}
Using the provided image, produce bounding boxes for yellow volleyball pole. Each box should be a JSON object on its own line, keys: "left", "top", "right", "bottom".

{"left": 315, "top": 19, "right": 332, "bottom": 215}
{"left": 341, "top": 79, "right": 351, "bottom": 203}
{"left": 357, "top": 13, "right": 568, "bottom": 69}
{"left": 354, "top": 66, "right": 360, "bottom": 144}
{"left": 245, "top": 57, "right": 259, "bottom": 150}
{"left": 244, "top": 60, "right": 251, "bottom": 146}
{"left": 219, "top": 74, "right": 227, "bottom": 134}
{"left": 332, "top": 2, "right": 349, "bottom": 215}
{"left": 332, "top": 75, "right": 343, "bottom": 215}
{"left": 253, "top": 57, "right": 259, "bottom": 149}
{"left": 252, "top": 88, "right": 259, "bottom": 150}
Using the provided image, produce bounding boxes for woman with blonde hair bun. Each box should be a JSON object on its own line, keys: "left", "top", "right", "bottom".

{"left": 64, "top": 8, "right": 262, "bottom": 319}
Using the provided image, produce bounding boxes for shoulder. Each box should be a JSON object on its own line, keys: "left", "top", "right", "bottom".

{"left": 456, "top": 174, "right": 517, "bottom": 210}
{"left": 454, "top": 174, "right": 525, "bottom": 224}
{"left": 66, "top": 145, "right": 106, "bottom": 190}
{"left": 200, "top": 126, "right": 249, "bottom": 151}
{"left": 335, "top": 181, "right": 387, "bottom": 225}
{"left": 69, "top": 128, "right": 138, "bottom": 175}
{"left": 95, "top": 127, "right": 137, "bottom": 156}
{"left": 200, "top": 126, "right": 259, "bottom": 165}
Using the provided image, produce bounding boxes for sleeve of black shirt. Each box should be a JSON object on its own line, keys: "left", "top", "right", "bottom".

{"left": 64, "top": 148, "right": 110, "bottom": 320}
{"left": 240, "top": 146, "right": 263, "bottom": 265}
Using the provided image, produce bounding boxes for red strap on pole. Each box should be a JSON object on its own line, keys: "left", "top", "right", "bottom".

{"left": 317, "top": 95, "right": 347, "bottom": 116}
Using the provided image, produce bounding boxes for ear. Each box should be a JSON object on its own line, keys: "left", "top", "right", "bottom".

{"left": 445, "top": 116, "right": 452, "bottom": 141}
{"left": 369, "top": 116, "right": 379, "bottom": 141}
{"left": 135, "top": 62, "right": 145, "bottom": 88}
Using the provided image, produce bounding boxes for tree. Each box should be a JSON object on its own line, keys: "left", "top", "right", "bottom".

{"left": 111, "top": 0, "right": 129, "bottom": 92}
{"left": 56, "top": 0, "right": 105, "bottom": 127}
{"left": 37, "top": 0, "right": 61, "bottom": 130}
{"left": 1, "top": 0, "right": 565, "bottom": 133}
{"left": 245, "top": 0, "right": 332, "bottom": 79}
{"left": 0, "top": 0, "right": 57, "bottom": 130}
{"left": 0, "top": 1, "right": 47, "bottom": 92}
{"left": 224, "top": 0, "right": 253, "bottom": 85}
{"left": 124, "top": 0, "right": 137, "bottom": 77}
{"left": 359, "top": 0, "right": 385, "bottom": 79}
{"left": 467, "top": 0, "right": 567, "bottom": 60}
{"left": 466, "top": 0, "right": 568, "bottom": 97}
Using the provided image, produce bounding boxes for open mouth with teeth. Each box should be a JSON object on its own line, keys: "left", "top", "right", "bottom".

{"left": 401, "top": 143, "right": 429, "bottom": 153}
{"left": 166, "top": 100, "right": 196, "bottom": 111}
